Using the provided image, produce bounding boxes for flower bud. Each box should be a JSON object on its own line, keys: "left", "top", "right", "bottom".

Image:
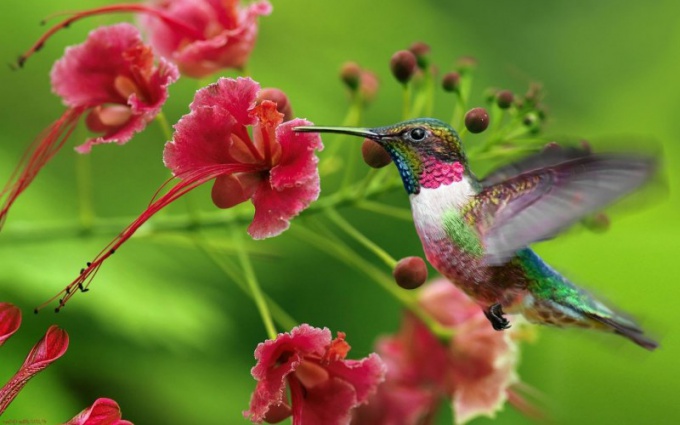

{"left": 257, "top": 88, "right": 293, "bottom": 122}
{"left": 524, "top": 82, "right": 543, "bottom": 105}
{"left": 579, "top": 140, "right": 592, "bottom": 154}
{"left": 522, "top": 113, "right": 538, "bottom": 127}
{"left": 464, "top": 107, "right": 489, "bottom": 134}
{"left": 408, "top": 41, "right": 431, "bottom": 69}
{"left": 496, "top": 90, "right": 514, "bottom": 109}
{"left": 582, "top": 212, "right": 610, "bottom": 233}
{"left": 456, "top": 56, "right": 478, "bottom": 74}
{"left": 340, "top": 62, "right": 362, "bottom": 92}
{"left": 442, "top": 72, "right": 461, "bottom": 92}
{"left": 393, "top": 256, "right": 428, "bottom": 290}
{"left": 359, "top": 70, "right": 379, "bottom": 103}
{"left": 390, "top": 50, "right": 417, "bottom": 85}
{"left": 362, "top": 139, "right": 392, "bottom": 168}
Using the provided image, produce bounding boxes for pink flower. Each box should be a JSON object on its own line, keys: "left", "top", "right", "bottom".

{"left": 53, "top": 23, "right": 179, "bottom": 153}
{"left": 140, "top": 0, "right": 272, "bottom": 77}
{"left": 45, "top": 77, "right": 321, "bottom": 311}
{"left": 65, "top": 398, "right": 133, "bottom": 425}
{"left": 1, "top": 23, "right": 178, "bottom": 229}
{"left": 244, "top": 324, "right": 386, "bottom": 425}
{"left": 164, "top": 77, "right": 322, "bottom": 239}
{"left": 353, "top": 278, "right": 535, "bottom": 425}
{"left": 0, "top": 323, "right": 69, "bottom": 414}
{"left": 19, "top": 1, "right": 271, "bottom": 79}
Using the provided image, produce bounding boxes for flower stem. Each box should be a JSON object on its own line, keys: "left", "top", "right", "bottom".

{"left": 3, "top": 173, "right": 404, "bottom": 244}
{"left": 402, "top": 83, "right": 412, "bottom": 120}
{"left": 193, "top": 233, "right": 297, "bottom": 331}
{"left": 155, "top": 111, "right": 173, "bottom": 142}
{"left": 231, "top": 227, "right": 277, "bottom": 340}
{"left": 357, "top": 200, "right": 413, "bottom": 221}
{"left": 76, "top": 153, "right": 95, "bottom": 232}
{"left": 293, "top": 223, "right": 453, "bottom": 341}
{"left": 325, "top": 208, "right": 397, "bottom": 269}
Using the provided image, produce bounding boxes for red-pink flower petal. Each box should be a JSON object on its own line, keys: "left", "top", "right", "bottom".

{"left": 50, "top": 23, "right": 178, "bottom": 153}
{"left": 0, "top": 303, "right": 21, "bottom": 347}
{"left": 419, "top": 279, "right": 521, "bottom": 425}
{"left": 211, "top": 173, "right": 263, "bottom": 209}
{"left": 352, "top": 382, "right": 436, "bottom": 425}
{"left": 247, "top": 325, "right": 329, "bottom": 421}
{"left": 269, "top": 119, "right": 323, "bottom": 189}
{"left": 141, "top": 0, "right": 272, "bottom": 78}
{"left": 164, "top": 77, "right": 261, "bottom": 174}
{"left": 449, "top": 316, "right": 518, "bottom": 425}
{"left": 65, "top": 398, "right": 132, "bottom": 425}
{"left": 247, "top": 118, "right": 322, "bottom": 239}
{"left": 290, "top": 377, "right": 357, "bottom": 425}
{"left": 245, "top": 325, "right": 385, "bottom": 424}
{"left": 0, "top": 326, "right": 69, "bottom": 414}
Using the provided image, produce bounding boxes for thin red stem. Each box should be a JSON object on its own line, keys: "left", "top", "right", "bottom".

{"left": 34, "top": 163, "right": 258, "bottom": 313}
{"left": 1, "top": 107, "right": 85, "bottom": 230}
{"left": 16, "top": 4, "right": 205, "bottom": 68}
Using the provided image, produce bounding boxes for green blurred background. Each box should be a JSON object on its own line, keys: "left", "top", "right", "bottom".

{"left": 1, "top": 0, "right": 679, "bottom": 423}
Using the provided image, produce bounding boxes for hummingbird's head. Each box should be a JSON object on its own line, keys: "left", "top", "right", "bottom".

{"left": 294, "top": 118, "right": 468, "bottom": 194}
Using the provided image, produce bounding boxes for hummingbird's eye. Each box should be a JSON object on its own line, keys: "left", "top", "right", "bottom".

{"left": 409, "top": 127, "right": 426, "bottom": 141}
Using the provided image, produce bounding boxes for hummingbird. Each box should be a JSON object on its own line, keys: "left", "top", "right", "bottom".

{"left": 295, "top": 118, "right": 658, "bottom": 350}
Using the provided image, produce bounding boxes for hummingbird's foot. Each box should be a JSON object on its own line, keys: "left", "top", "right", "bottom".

{"left": 484, "top": 303, "right": 511, "bottom": 331}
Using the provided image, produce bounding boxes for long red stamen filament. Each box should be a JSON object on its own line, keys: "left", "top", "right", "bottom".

{"left": 34, "top": 163, "right": 258, "bottom": 313}
{"left": 16, "top": 4, "right": 206, "bottom": 68}
{"left": 1, "top": 107, "right": 85, "bottom": 230}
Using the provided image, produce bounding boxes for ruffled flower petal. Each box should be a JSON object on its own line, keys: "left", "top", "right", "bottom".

{"left": 355, "top": 278, "right": 528, "bottom": 425}
{"left": 50, "top": 23, "right": 178, "bottom": 153}
{"left": 141, "top": 0, "right": 272, "bottom": 78}
{"left": 420, "top": 279, "right": 521, "bottom": 425}
{"left": 245, "top": 324, "right": 385, "bottom": 424}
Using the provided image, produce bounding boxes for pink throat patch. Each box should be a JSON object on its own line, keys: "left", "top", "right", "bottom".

{"left": 420, "top": 160, "right": 464, "bottom": 189}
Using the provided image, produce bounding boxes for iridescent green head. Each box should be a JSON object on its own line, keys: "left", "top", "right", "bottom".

{"left": 294, "top": 118, "right": 468, "bottom": 194}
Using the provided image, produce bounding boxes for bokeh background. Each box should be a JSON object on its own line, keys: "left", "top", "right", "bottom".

{"left": 1, "top": 0, "right": 679, "bottom": 423}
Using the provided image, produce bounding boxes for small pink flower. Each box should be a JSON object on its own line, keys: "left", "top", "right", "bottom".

{"left": 0, "top": 324, "right": 69, "bottom": 413}
{"left": 1, "top": 23, "right": 178, "bottom": 229}
{"left": 244, "top": 324, "right": 386, "bottom": 425}
{"left": 48, "top": 77, "right": 321, "bottom": 310}
{"left": 140, "top": 0, "right": 272, "bottom": 77}
{"left": 65, "top": 398, "right": 133, "bottom": 425}
{"left": 354, "top": 278, "right": 534, "bottom": 425}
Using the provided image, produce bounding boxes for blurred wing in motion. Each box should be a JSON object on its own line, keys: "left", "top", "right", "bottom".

{"left": 467, "top": 153, "right": 657, "bottom": 265}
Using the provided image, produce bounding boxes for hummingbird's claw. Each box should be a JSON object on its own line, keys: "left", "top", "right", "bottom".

{"left": 484, "top": 303, "right": 511, "bottom": 331}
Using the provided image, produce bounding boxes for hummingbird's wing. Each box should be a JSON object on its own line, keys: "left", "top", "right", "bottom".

{"left": 469, "top": 153, "right": 656, "bottom": 265}
{"left": 481, "top": 145, "right": 590, "bottom": 185}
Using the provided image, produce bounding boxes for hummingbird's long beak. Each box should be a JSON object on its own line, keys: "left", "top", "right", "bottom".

{"left": 293, "top": 125, "right": 381, "bottom": 140}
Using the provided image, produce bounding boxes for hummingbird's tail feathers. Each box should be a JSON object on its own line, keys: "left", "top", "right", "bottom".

{"left": 584, "top": 312, "right": 659, "bottom": 351}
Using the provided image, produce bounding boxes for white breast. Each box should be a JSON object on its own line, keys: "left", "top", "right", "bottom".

{"left": 409, "top": 177, "right": 476, "bottom": 239}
